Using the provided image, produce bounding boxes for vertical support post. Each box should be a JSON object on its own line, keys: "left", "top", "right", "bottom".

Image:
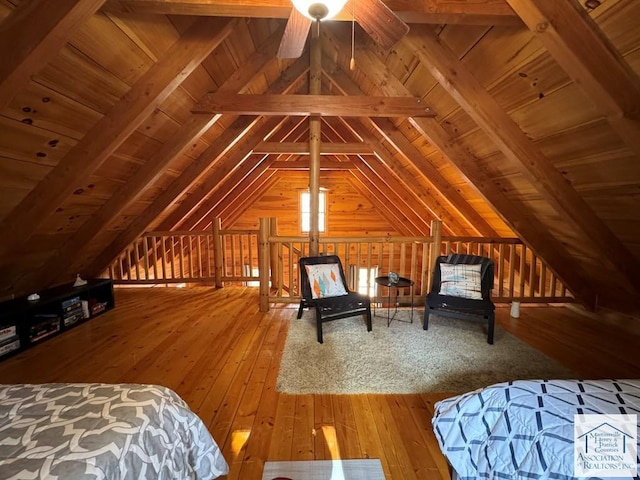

{"left": 429, "top": 220, "right": 442, "bottom": 292}
{"left": 212, "top": 217, "right": 223, "bottom": 288}
{"left": 258, "top": 217, "right": 270, "bottom": 312}
{"left": 308, "top": 22, "right": 321, "bottom": 256}
{"left": 269, "top": 217, "right": 279, "bottom": 288}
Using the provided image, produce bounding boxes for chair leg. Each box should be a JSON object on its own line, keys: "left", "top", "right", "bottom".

{"left": 423, "top": 307, "right": 431, "bottom": 330}
{"left": 487, "top": 313, "right": 495, "bottom": 344}
{"left": 297, "top": 301, "right": 304, "bottom": 319}
{"left": 365, "top": 308, "right": 372, "bottom": 332}
{"left": 316, "top": 310, "right": 323, "bottom": 344}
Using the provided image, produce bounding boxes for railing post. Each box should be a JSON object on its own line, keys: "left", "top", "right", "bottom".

{"left": 429, "top": 220, "right": 443, "bottom": 291}
{"left": 258, "top": 218, "right": 270, "bottom": 312}
{"left": 212, "top": 217, "right": 223, "bottom": 288}
{"left": 269, "top": 217, "right": 279, "bottom": 289}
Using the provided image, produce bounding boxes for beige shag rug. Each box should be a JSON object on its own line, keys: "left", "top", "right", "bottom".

{"left": 276, "top": 309, "right": 575, "bottom": 394}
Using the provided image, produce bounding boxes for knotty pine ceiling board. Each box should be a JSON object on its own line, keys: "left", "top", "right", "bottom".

{"left": 488, "top": 55, "right": 572, "bottom": 115}
{"left": 225, "top": 19, "right": 259, "bottom": 66}
{"left": 93, "top": 153, "right": 144, "bottom": 182}
{"left": 179, "top": 64, "right": 220, "bottom": 104}
{"left": 200, "top": 42, "right": 238, "bottom": 90}
{"left": 34, "top": 47, "right": 129, "bottom": 115}
{"left": 134, "top": 108, "right": 181, "bottom": 140}
{"left": 510, "top": 85, "right": 603, "bottom": 139}
{"left": 113, "top": 130, "right": 163, "bottom": 161}
{"left": 70, "top": 12, "right": 155, "bottom": 86}
{"left": 157, "top": 87, "right": 200, "bottom": 124}
{"left": 0, "top": 117, "right": 76, "bottom": 167}
{"left": 6, "top": 82, "right": 103, "bottom": 141}
{"left": 103, "top": 11, "right": 181, "bottom": 61}
{"left": 562, "top": 153, "right": 640, "bottom": 193}
{"left": 596, "top": 0, "right": 640, "bottom": 54}
{"left": 0, "top": 160, "right": 47, "bottom": 219}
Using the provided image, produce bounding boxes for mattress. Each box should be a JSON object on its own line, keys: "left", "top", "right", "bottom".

{"left": 432, "top": 379, "right": 640, "bottom": 480}
{"left": 0, "top": 383, "right": 228, "bottom": 479}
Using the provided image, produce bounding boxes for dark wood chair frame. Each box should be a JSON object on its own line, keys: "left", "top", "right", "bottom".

{"left": 297, "top": 255, "right": 372, "bottom": 344}
{"left": 423, "top": 254, "right": 496, "bottom": 344}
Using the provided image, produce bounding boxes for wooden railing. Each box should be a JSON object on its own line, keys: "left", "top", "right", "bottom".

{"left": 108, "top": 223, "right": 260, "bottom": 286}
{"left": 108, "top": 218, "right": 574, "bottom": 311}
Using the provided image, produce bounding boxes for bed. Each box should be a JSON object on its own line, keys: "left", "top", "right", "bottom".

{"left": 432, "top": 379, "right": 640, "bottom": 480}
{"left": 0, "top": 383, "right": 228, "bottom": 479}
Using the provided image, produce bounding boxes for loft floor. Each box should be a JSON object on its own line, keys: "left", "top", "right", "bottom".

{"left": 0, "top": 287, "right": 638, "bottom": 480}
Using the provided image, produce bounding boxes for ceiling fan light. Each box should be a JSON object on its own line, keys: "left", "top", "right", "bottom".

{"left": 292, "top": 0, "right": 348, "bottom": 21}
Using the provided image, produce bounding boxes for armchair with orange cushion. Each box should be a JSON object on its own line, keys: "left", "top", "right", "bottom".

{"left": 298, "top": 255, "right": 372, "bottom": 344}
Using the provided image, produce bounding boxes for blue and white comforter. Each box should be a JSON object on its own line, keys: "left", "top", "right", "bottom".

{"left": 0, "top": 383, "right": 228, "bottom": 479}
{"left": 433, "top": 379, "right": 640, "bottom": 480}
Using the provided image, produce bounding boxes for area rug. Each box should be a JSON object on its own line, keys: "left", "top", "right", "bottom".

{"left": 262, "top": 459, "right": 385, "bottom": 480}
{"left": 276, "top": 309, "right": 575, "bottom": 394}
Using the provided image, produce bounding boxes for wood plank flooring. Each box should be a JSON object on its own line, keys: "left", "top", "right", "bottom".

{"left": 0, "top": 287, "right": 639, "bottom": 479}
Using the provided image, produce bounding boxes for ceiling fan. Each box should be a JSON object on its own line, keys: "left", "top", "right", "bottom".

{"left": 277, "top": 0, "right": 409, "bottom": 59}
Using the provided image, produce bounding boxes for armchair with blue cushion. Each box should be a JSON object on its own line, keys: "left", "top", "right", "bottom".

{"left": 423, "top": 254, "right": 495, "bottom": 344}
{"left": 298, "top": 255, "right": 372, "bottom": 344}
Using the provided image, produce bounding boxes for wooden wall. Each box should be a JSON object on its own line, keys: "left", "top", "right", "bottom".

{"left": 229, "top": 171, "right": 403, "bottom": 237}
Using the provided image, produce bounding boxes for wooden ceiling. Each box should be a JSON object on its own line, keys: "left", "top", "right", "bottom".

{"left": 0, "top": 0, "right": 639, "bottom": 314}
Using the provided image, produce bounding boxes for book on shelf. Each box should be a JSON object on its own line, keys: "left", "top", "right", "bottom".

{"left": 29, "top": 314, "right": 60, "bottom": 342}
{"left": 0, "top": 325, "right": 17, "bottom": 343}
{"left": 62, "top": 296, "right": 82, "bottom": 311}
{"left": 63, "top": 312, "right": 84, "bottom": 327}
{"left": 0, "top": 337, "right": 20, "bottom": 357}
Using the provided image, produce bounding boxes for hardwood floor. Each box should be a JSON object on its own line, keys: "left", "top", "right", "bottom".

{"left": 0, "top": 287, "right": 639, "bottom": 479}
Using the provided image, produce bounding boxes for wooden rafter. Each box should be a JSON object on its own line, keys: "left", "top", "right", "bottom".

{"left": 220, "top": 171, "right": 280, "bottom": 229}
{"left": 191, "top": 93, "right": 435, "bottom": 117}
{"left": 406, "top": 25, "right": 640, "bottom": 294}
{"left": 331, "top": 25, "right": 595, "bottom": 305}
{"left": 85, "top": 58, "right": 310, "bottom": 274}
{"left": 268, "top": 159, "right": 357, "bottom": 170}
{"left": 0, "top": 0, "right": 106, "bottom": 110}
{"left": 323, "top": 65, "right": 498, "bottom": 237}
{"left": 196, "top": 159, "right": 277, "bottom": 230}
{"left": 507, "top": 0, "right": 640, "bottom": 157}
{"left": 0, "top": 16, "right": 239, "bottom": 262}
{"left": 253, "top": 142, "right": 373, "bottom": 155}
{"left": 102, "top": 0, "right": 521, "bottom": 26}
{"left": 30, "top": 28, "right": 286, "bottom": 288}
{"left": 332, "top": 116, "right": 467, "bottom": 236}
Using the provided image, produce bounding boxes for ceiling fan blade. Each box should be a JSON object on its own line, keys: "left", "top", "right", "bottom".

{"left": 349, "top": 0, "right": 409, "bottom": 50}
{"left": 277, "top": 7, "right": 312, "bottom": 59}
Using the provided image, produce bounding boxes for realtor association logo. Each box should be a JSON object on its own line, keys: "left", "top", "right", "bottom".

{"left": 574, "top": 414, "right": 638, "bottom": 478}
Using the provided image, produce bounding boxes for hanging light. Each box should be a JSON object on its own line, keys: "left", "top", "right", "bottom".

{"left": 292, "top": 0, "right": 348, "bottom": 21}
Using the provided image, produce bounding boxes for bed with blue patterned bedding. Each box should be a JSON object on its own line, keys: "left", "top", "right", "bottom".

{"left": 0, "top": 383, "right": 229, "bottom": 479}
{"left": 432, "top": 379, "right": 640, "bottom": 480}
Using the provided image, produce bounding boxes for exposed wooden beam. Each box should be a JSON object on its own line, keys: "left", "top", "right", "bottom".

{"left": 507, "top": 0, "right": 640, "bottom": 157}
{"left": 322, "top": 64, "right": 498, "bottom": 237}
{"left": 157, "top": 118, "right": 282, "bottom": 231}
{"left": 85, "top": 59, "right": 310, "bottom": 274}
{"left": 329, "top": 27, "right": 595, "bottom": 306}
{"left": 103, "top": 0, "right": 521, "bottom": 25}
{"left": 349, "top": 168, "right": 425, "bottom": 236}
{"left": 329, "top": 115, "right": 465, "bottom": 236}
{"left": 253, "top": 142, "right": 373, "bottom": 155}
{"left": 269, "top": 159, "right": 356, "bottom": 170}
{"left": 406, "top": 25, "right": 640, "bottom": 294}
{"left": 33, "top": 28, "right": 286, "bottom": 288}
{"left": 219, "top": 172, "right": 280, "bottom": 229}
{"left": 0, "top": 16, "right": 238, "bottom": 263}
{"left": 191, "top": 93, "right": 435, "bottom": 117}
{"left": 0, "top": 0, "right": 105, "bottom": 110}
{"left": 194, "top": 158, "right": 276, "bottom": 230}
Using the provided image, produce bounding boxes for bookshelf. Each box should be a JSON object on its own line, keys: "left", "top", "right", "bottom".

{"left": 0, "top": 279, "right": 114, "bottom": 361}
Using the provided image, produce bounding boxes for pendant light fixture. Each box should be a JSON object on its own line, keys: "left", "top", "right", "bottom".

{"left": 292, "top": 0, "right": 348, "bottom": 21}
